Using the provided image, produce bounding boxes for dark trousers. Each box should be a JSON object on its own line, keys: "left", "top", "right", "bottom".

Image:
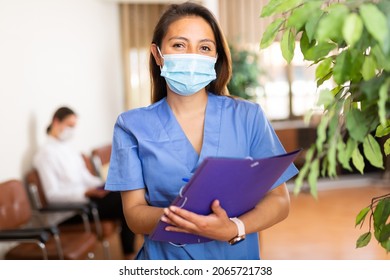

{"left": 62, "top": 192, "right": 135, "bottom": 254}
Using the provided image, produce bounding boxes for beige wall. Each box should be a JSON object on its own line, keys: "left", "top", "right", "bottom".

{"left": 0, "top": 0, "right": 124, "bottom": 184}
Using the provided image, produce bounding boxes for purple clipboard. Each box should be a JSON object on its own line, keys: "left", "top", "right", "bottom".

{"left": 149, "top": 149, "right": 301, "bottom": 244}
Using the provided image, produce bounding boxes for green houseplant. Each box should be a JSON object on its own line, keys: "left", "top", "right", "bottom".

{"left": 227, "top": 45, "right": 263, "bottom": 100}
{"left": 260, "top": 0, "right": 390, "bottom": 252}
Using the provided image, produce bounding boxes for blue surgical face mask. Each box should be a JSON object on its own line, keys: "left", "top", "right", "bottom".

{"left": 157, "top": 47, "right": 217, "bottom": 96}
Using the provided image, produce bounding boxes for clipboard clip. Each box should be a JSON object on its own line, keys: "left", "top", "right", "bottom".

{"left": 168, "top": 185, "right": 188, "bottom": 247}
{"left": 245, "top": 156, "right": 259, "bottom": 168}
{"left": 169, "top": 242, "right": 186, "bottom": 247}
{"left": 178, "top": 185, "right": 188, "bottom": 208}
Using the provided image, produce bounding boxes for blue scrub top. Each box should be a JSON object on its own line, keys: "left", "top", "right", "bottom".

{"left": 105, "top": 93, "right": 298, "bottom": 260}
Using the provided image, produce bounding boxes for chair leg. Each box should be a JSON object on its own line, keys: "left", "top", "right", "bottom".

{"left": 52, "top": 233, "right": 64, "bottom": 259}
{"left": 102, "top": 239, "right": 111, "bottom": 259}
{"left": 87, "top": 252, "right": 95, "bottom": 259}
{"left": 80, "top": 212, "right": 91, "bottom": 233}
{"left": 90, "top": 206, "right": 111, "bottom": 259}
{"left": 35, "top": 241, "right": 49, "bottom": 260}
{"left": 91, "top": 207, "right": 103, "bottom": 237}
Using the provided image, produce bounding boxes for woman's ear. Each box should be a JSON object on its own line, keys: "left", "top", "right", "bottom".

{"left": 151, "top": 44, "right": 163, "bottom": 66}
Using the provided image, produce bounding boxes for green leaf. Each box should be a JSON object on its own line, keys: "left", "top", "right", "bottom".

{"left": 260, "top": 0, "right": 284, "bottom": 17}
{"left": 333, "top": 50, "right": 352, "bottom": 85}
{"left": 286, "top": 1, "right": 323, "bottom": 31}
{"left": 363, "top": 134, "right": 384, "bottom": 169}
{"left": 281, "top": 28, "right": 295, "bottom": 63}
{"left": 376, "top": 121, "right": 390, "bottom": 137}
{"left": 306, "top": 43, "right": 336, "bottom": 62}
{"left": 361, "top": 55, "right": 377, "bottom": 81}
{"left": 378, "top": 223, "right": 390, "bottom": 243}
{"left": 346, "top": 109, "right": 369, "bottom": 142}
{"left": 360, "top": 3, "right": 389, "bottom": 51}
{"left": 293, "top": 145, "right": 315, "bottom": 195}
{"left": 352, "top": 146, "right": 365, "bottom": 174}
{"left": 373, "top": 198, "right": 390, "bottom": 228}
{"left": 384, "top": 138, "right": 390, "bottom": 156}
{"left": 343, "top": 13, "right": 363, "bottom": 47}
{"left": 337, "top": 138, "right": 353, "bottom": 171}
{"left": 300, "top": 30, "right": 336, "bottom": 61}
{"left": 316, "top": 114, "right": 329, "bottom": 153}
{"left": 327, "top": 140, "right": 337, "bottom": 177}
{"left": 356, "top": 232, "right": 371, "bottom": 248}
{"left": 378, "top": 77, "right": 390, "bottom": 126}
{"left": 316, "top": 89, "right": 334, "bottom": 108}
{"left": 293, "top": 164, "right": 309, "bottom": 195}
{"left": 300, "top": 30, "right": 314, "bottom": 51}
{"left": 260, "top": 18, "right": 284, "bottom": 49}
{"left": 349, "top": 50, "right": 365, "bottom": 81}
{"left": 326, "top": 117, "right": 339, "bottom": 177}
{"left": 315, "top": 57, "right": 332, "bottom": 81}
{"left": 378, "top": 0, "right": 390, "bottom": 55}
{"left": 346, "top": 137, "right": 357, "bottom": 156}
{"left": 355, "top": 206, "right": 370, "bottom": 227}
{"left": 374, "top": 224, "right": 383, "bottom": 241}
{"left": 308, "top": 159, "right": 319, "bottom": 199}
{"left": 317, "top": 71, "right": 333, "bottom": 87}
{"left": 316, "top": 4, "right": 349, "bottom": 42}
{"left": 260, "top": 0, "right": 304, "bottom": 17}
{"left": 305, "top": 9, "right": 323, "bottom": 42}
{"left": 320, "top": 156, "right": 328, "bottom": 178}
{"left": 372, "top": 45, "right": 390, "bottom": 71}
{"left": 380, "top": 240, "right": 390, "bottom": 252}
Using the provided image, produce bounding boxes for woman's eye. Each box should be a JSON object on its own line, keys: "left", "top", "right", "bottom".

{"left": 200, "top": 46, "right": 212, "bottom": 52}
{"left": 173, "top": 43, "right": 185, "bottom": 49}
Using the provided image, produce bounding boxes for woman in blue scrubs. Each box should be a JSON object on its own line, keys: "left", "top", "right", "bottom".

{"left": 105, "top": 2, "right": 298, "bottom": 260}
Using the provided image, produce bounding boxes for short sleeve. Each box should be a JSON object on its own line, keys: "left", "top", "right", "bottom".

{"left": 249, "top": 104, "right": 299, "bottom": 188}
{"left": 104, "top": 114, "right": 145, "bottom": 191}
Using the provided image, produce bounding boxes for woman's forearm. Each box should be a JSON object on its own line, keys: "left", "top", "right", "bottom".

{"left": 121, "top": 190, "right": 164, "bottom": 234}
{"left": 239, "top": 183, "right": 290, "bottom": 234}
{"left": 125, "top": 204, "right": 164, "bottom": 234}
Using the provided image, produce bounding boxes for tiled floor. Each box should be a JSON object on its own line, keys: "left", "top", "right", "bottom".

{"left": 260, "top": 177, "right": 390, "bottom": 260}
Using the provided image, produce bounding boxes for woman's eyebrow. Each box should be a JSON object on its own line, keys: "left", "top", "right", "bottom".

{"left": 167, "top": 36, "right": 189, "bottom": 42}
{"left": 168, "top": 36, "right": 216, "bottom": 46}
{"left": 199, "top": 38, "right": 216, "bottom": 46}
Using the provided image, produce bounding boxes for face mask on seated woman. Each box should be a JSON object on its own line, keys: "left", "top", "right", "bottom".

{"left": 58, "top": 126, "right": 75, "bottom": 142}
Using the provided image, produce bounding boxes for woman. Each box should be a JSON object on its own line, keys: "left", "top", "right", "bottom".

{"left": 105, "top": 2, "right": 298, "bottom": 260}
{"left": 34, "top": 106, "right": 135, "bottom": 259}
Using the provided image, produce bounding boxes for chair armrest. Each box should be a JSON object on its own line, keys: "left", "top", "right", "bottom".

{"left": 35, "top": 202, "right": 96, "bottom": 234}
{"left": 39, "top": 203, "right": 91, "bottom": 214}
{"left": 0, "top": 229, "right": 50, "bottom": 243}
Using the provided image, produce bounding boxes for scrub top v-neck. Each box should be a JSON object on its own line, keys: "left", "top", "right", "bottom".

{"left": 105, "top": 92, "right": 298, "bottom": 260}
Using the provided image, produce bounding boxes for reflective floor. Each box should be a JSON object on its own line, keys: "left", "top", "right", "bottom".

{"left": 93, "top": 176, "right": 390, "bottom": 260}
{"left": 261, "top": 177, "right": 390, "bottom": 260}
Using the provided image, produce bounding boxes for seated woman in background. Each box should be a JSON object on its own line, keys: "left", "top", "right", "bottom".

{"left": 33, "top": 106, "right": 135, "bottom": 259}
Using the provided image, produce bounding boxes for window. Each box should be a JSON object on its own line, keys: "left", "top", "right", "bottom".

{"left": 256, "top": 42, "right": 323, "bottom": 121}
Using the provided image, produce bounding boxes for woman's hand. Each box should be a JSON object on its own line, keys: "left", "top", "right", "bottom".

{"left": 160, "top": 183, "right": 290, "bottom": 241}
{"left": 85, "top": 187, "right": 109, "bottom": 198}
{"left": 161, "top": 199, "right": 237, "bottom": 242}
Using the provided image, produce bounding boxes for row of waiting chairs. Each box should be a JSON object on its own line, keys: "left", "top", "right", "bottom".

{"left": 0, "top": 144, "right": 117, "bottom": 260}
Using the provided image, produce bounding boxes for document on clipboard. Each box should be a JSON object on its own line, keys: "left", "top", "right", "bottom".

{"left": 149, "top": 149, "right": 301, "bottom": 244}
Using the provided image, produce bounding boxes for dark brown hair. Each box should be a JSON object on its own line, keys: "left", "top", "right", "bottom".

{"left": 46, "top": 107, "right": 76, "bottom": 134}
{"left": 150, "top": 1, "right": 232, "bottom": 103}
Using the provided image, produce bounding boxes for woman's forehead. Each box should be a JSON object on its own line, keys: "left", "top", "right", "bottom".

{"left": 164, "top": 16, "right": 215, "bottom": 43}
